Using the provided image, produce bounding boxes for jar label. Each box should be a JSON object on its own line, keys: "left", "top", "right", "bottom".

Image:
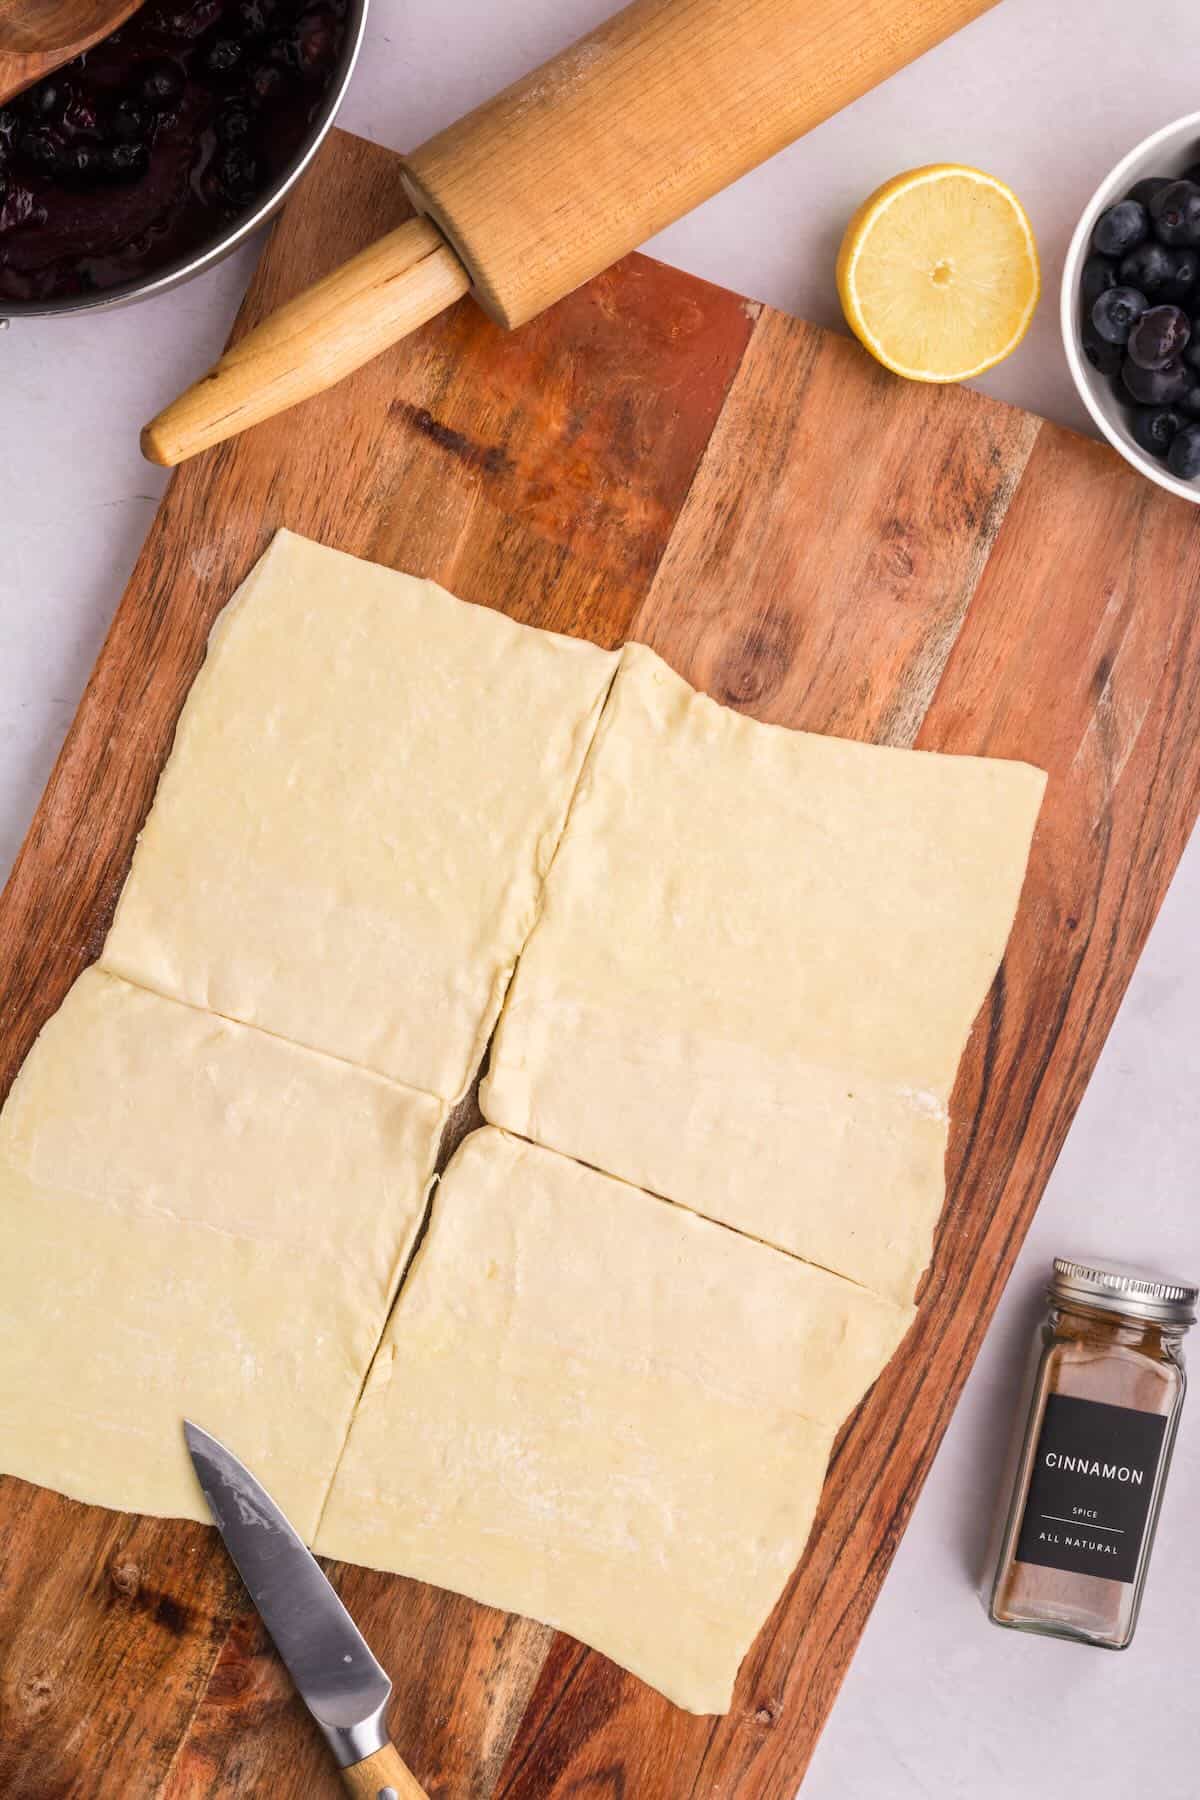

{"left": 1015, "top": 1394, "right": 1166, "bottom": 1583}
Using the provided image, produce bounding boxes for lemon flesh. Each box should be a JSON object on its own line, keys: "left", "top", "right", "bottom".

{"left": 837, "top": 165, "right": 1040, "bottom": 383}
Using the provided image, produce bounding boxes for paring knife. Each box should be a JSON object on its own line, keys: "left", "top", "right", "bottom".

{"left": 184, "top": 1421, "right": 427, "bottom": 1800}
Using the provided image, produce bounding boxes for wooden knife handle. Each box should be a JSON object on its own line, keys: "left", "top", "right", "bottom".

{"left": 140, "top": 216, "right": 470, "bottom": 467}
{"left": 340, "top": 1737, "right": 428, "bottom": 1799}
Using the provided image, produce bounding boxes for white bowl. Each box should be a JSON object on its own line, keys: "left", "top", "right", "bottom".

{"left": 1061, "top": 110, "right": 1200, "bottom": 503}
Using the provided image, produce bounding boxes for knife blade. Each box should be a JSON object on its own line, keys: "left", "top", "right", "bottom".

{"left": 184, "top": 1420, "right": 426, "bottom": 1798}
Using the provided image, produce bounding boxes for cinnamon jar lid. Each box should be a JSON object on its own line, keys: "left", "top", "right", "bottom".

{"left": 1051, "top": 1256, "right": 1198, "bottom": 1326}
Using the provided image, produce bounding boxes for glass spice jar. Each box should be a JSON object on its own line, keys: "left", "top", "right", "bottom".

{"left": 988, "top": 1257, "right": 1196, "bottom": 1649}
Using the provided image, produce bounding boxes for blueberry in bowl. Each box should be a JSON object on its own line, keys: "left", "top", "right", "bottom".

{"left": 1090, "top": 284, "right": 1147, "bottom": 345}
{"left": 0, "top": 0, "right": 366, "bottom": 316}
{"left": 1147, "top": 180, "right": 1200, "bottom": 246}
{"left": 1120, "top": 354, "right": 1189, "bottom": 406}
{"left": 1062, "top": 111, "right": 1200, "bottom": 500}
{"left": 1130, "top": 403, "right": 1187, "bottom": 456}
{"left": 1091, "top": 198, "right": 1149, "bottom": 257}
{"left": 1168, "top": 420, "right": 1200, "bottom": 478}
{"left": 1126, "top": 304, "right": 1190, "bottom": 369}
{"left": 1116, "top": 240, "right": 1173, "bottom": 297}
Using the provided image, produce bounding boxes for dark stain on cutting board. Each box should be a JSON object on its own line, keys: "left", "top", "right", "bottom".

{"left": 2, "top": 129, "right": 1200, "bottom": 1799}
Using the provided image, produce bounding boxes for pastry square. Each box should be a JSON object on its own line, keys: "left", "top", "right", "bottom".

{"left": 102, "top": 530, "right": 617, "bottom": 1099}
{"left": 482, "top": 642, "right": 1045, "bottom": 1303}
{"left": 315, "top": 1127, "right": 913, "bottom": 1713}
{"left": 0, "top": 968, "right": 444, "bottom": 1535}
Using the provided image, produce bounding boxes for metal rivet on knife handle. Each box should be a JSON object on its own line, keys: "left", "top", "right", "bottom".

{"left": 140, "top": 0, "right": 1000, "bottom": 467}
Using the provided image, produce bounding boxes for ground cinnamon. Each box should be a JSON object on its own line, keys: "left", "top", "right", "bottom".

{"left": 988, "top": 1257, "right": 1195, "bottom": 1648}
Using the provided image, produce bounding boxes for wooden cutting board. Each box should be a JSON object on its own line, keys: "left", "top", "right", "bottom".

{"left": 3, "top": 127, "right": 1200, "bottom": 1799}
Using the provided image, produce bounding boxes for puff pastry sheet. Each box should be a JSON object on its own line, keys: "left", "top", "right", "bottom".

{"left": 103, "top": 530, "right": 618, "bottom": 1101}
{"left": 0, "top": 968, "right": 444, "bottom": 1537}
{"left": 314, "top": 1127, "right": 914, "bottom": 1713}
{"left": 483, "top": 643, "right": 1046, "bottom": 1304}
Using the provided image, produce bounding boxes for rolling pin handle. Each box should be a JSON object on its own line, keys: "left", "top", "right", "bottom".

{"left": 140, "top": 217, "right": 471, "bottom": 467}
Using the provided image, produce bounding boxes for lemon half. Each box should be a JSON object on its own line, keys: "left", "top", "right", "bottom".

{"left": 837, "top": 165, "right": 1040, "bottom": 383}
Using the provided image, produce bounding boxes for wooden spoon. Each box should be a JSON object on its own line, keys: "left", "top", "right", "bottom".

{"left": 0, "top": 0, "right": 147, "bottom": 107}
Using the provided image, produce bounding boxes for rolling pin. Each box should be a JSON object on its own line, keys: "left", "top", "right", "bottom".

{"left": 141, "top": 0, "right": 999, "bottom": 466}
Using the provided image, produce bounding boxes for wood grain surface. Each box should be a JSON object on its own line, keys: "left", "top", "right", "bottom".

{"left": 2, "top": 129, "right": 1199, "bottom": 1799}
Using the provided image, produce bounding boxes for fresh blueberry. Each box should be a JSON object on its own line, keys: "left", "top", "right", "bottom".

{"left": 1118, "top": 240, "right": 1174, "bottom": 296}
{"left": 1127, "top": 304, "right": 1191, "bottom": 369}
{"left": 1129, "top": 404, "right": 1186, "bottom": 457}
{"left": 1179, "top": 378, "right": 1200, "bottom": 418}
{"left": 1149, "top": 180, "right": 1200, "bottom": 246}
{"left": 1091, "top": 285, "right": 1148, "bottom": 345}
{"left": 1128, "top": 176, "right": 1173, "bottom": 210}
{"left": 1129, "top": 405, "right": 1187, "bottom": 457}
{"left": 100, "top": 140, "right": 149, "bottom": 182}
{"left": 1082, "top": 254, "right": 1118, "bottom": 308}
{"left": 1081, "top": 323, "right": 1124, "bottom": 374}
{"left": 1162, "top": 247, "right": 1200, "bottom": 303}
{"left": 140, "top": 59, "right": 186, "bottom": 110}
{"left": 1093, "top": 199, "right": 1149, "bottom": 257}
{"left": 1184, "top": 325, "right": 1200, "bottom": 371}
{"left": 1167, "top": 421, "right": 1200, "bottom": 478}
{"left": 1122, "top": 355, "right": 1190, "bottom": 405}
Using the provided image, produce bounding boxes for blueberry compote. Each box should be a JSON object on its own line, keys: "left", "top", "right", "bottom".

{"left": 0, "top": 0, "right": 348, "bottom": 304}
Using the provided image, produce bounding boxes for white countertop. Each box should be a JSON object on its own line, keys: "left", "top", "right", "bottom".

{"left": 3, "top": 1, "right": 1199, "bottom": 1794}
